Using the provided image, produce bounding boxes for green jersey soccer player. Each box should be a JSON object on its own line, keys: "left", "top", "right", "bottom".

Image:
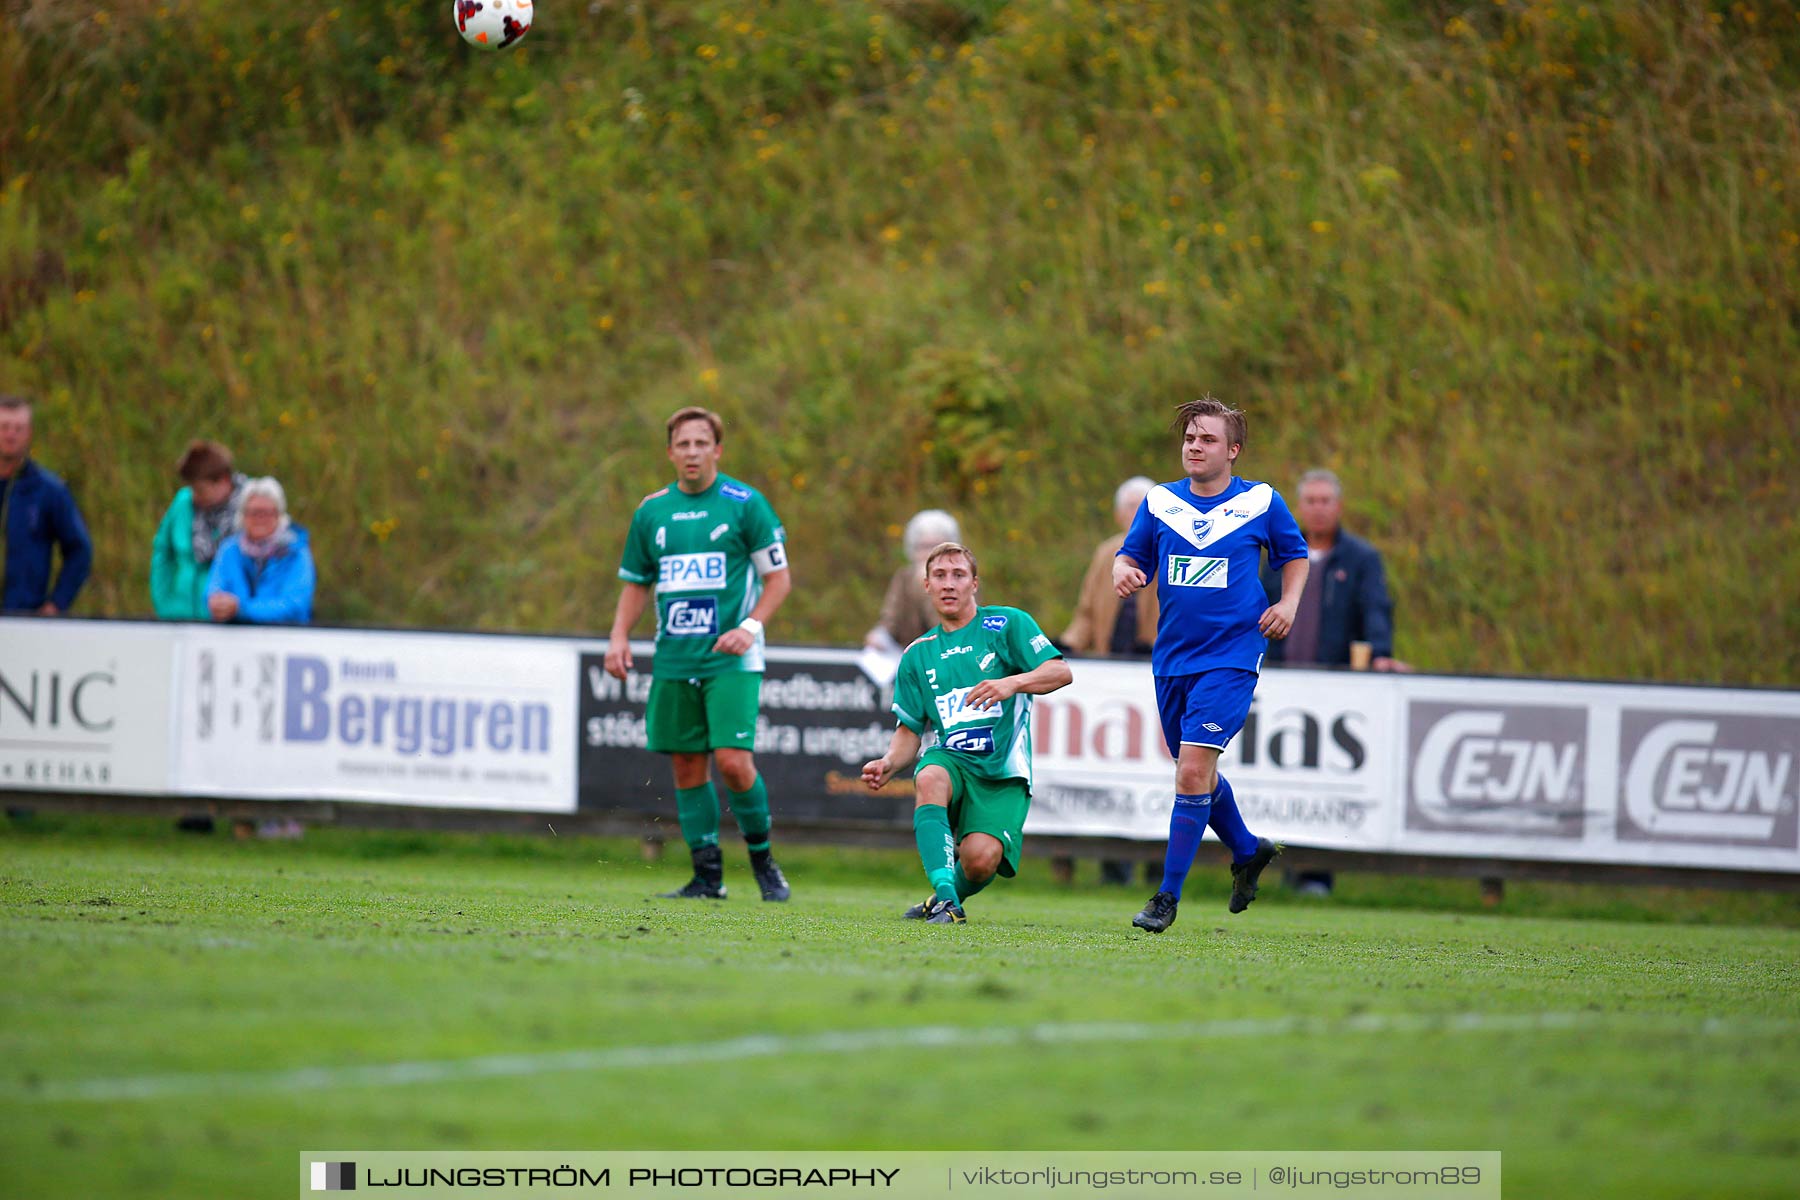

{"left": 606, "top": 406, "right": 793, "bottom": 902}
{"left": 861, "top": 542, "right": 1073, "bottom": 924}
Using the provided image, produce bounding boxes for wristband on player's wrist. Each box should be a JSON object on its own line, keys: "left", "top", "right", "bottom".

{"left": 737, "top": 618, "right": 763, "bottom": 637}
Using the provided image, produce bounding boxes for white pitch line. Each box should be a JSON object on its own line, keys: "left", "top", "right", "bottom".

{"left": 10, "top": 1011, "right": 1795, "bottom": 1105}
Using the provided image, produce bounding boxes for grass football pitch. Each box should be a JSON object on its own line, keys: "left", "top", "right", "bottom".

{"left": 2, "top": 817, "right": 1796, "bottom": 1199}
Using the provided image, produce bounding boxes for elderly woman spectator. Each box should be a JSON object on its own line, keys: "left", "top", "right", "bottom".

{"left": 864, "top": 508, "right": 962, "bottom": 652}
{"left": 205, "top": 477, "right": 315, "bottom": 624}
{"left": 151, "top": 440, "right": 247, "bottom": 620}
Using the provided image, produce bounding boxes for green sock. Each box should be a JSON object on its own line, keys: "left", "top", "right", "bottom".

{"left": 726, "top": 775, "right": 772, "bottom": 853}
{"left": 675, "top": 783, "right": 720, "bottom": 850}
{"left": 913, "top": 805, "right": 959, "bottom": 903}
{"left": 952, "top": 862, "right": 993, "bottom": 901}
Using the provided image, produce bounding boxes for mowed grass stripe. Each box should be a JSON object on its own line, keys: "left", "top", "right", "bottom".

{"left": 16, "top": 1011, "right": 1797, "bottom": 1104}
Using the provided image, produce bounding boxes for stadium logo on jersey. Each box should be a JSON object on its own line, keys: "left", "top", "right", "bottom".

{"left": 979, "top": 652, "right": 997, "bottom": 671}
{"left": 1029, "top": 634, "right": 1052, "bottom": 652}
{"left": 1405, "top": 703, "right": 1587, "bottom": 838}
{"left": 1617, "top": 710, "right": 1798, "bottom": 848}
{"left": 657, "top": 552, "right": 727, "bottom": 592}
{"left": 934, "top": 686, "right": 998, "bottom": 728}
{"left": 942, "top": 726, "right": 996, "bottom": 754}
{"left": 1167, "top": 555, "right": 1229, "bottom": 588}
{"left": 940, "top": 644, "right": 973, "bottom": 658}
{"left": 670, "top": 510, "right": 709, "bottom": 521}
{"left": 982, "top": 614, "right": 1009, "bottom": 631}
{"left": 709, "top": 523, "right": 730, "bottom": 541}
{"left": 720, "top": 482, "right": 753, "bottom": 501}
{"left": 664, "top": 598, "right": 719, "bottom": 638}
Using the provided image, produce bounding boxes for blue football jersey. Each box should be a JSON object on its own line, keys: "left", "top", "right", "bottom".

{"left": 1118, "top": 476, "right": 1307, "bottom": 677}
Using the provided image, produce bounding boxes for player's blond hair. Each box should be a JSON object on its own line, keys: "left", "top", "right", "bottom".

{"left": 922, "top": 541, "right": 979, "bottom": 579}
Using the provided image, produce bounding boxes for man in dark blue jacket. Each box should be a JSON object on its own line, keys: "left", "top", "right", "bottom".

{"left": 1260, "top": 468, "right": 1404, "bottom": 671}
{"left": 0, "top": 395, "right": 93, "bottom": 615}
{"left": 1260, "top": 468, "right": 1407, "bottom": 896}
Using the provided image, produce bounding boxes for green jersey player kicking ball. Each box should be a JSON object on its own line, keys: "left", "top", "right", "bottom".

{"left": 606, "top": 406, "right": 793, "bottom": 902}
{"left": 861, "top": 542, "right": 1073, "bottom": 924}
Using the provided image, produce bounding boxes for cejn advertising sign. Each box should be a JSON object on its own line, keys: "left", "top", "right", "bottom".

{"left": 173, "top": 626, "right": 576, "bottom": 812}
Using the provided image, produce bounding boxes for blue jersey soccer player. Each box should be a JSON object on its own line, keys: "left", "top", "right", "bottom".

{"left": 1114, "top": 397, "right": 1310, "bottom": 933}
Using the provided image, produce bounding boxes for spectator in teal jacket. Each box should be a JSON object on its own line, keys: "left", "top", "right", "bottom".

{"left": 150, "top": 440, "right": 246, "bottom": 620}
{"left": 206, "top": 477, "right": 315, "bottom": 625}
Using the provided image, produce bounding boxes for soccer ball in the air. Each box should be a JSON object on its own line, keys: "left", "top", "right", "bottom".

{"left": 454, "top": 0, "right": 533, "bottom": 50}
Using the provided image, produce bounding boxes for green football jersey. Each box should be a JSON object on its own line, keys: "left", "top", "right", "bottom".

{"left": 891, "top": 605, "right": 1063, "bottom": 784}
{"left": 618, "top": 473, "right": 787, "bottom": 679}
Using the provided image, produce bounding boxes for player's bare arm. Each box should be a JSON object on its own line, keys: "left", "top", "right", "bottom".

{"left": 964, "top": 657, "right": 1074, "bottom": 710}
{"left": 712, "top": 566, "right": 792, "bottom": 657}
{"left": 1258, "top": 556, "right": 1309, "bottom": 639}
{"left": 861, "top": 725, "right": 924, "bottom": 790}
{"left": 1113, "top": 554, "right": 1148, "bottom": 598}
{"left": 605, "top": 583, "right": 652, "bottom": 679}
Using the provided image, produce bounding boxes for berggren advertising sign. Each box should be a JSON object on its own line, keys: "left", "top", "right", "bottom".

{"left": 174, "top": 626, "right": 576, "bottom": 811}
{"left": 0, "top": 619, "right": 172, "bottom": 794}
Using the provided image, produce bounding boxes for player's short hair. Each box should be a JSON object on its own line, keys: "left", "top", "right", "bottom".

{"left": 1297, "top": 467, "right": 1342, "bottom": 498}
{"left": 176, "top": 439, "right": 235, "bottom": 483}
{"left": 923, "top": 541, "right": 978, "bottom": 579}
{"left": 0, "top": 394, "right": 31, "bottom": 414}
{"left": 1173, "top": 395, "right": 1247, "bottom": 450}
{"left": 904, "top": 509, "right": 961, "bottom": 557}
{"left": 665, "top": 406, "right": 724, "bottom": 445}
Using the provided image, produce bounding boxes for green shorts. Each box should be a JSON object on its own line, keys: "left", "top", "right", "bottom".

{"left": 645, "top": 672, "right": 763, "bottom": 753}
{"left": 915, "top": 748, "right": 1031, "bottom": 878}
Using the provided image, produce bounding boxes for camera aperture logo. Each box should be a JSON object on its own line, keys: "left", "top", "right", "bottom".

{"left": 310, "top": 1161, "right": 355, "bottom": 1191}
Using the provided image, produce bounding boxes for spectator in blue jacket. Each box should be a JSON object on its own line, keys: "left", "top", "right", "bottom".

{"left": 0, "top": 394, "right": 92, "bottom": 615}
{"left": 1260, "top": 468, "right": 1409, "bottom": 672}
{"left": 206, "top": 477, "right": 315, "bottom": 625}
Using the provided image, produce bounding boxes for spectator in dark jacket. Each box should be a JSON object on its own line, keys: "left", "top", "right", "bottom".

{"left": 0, "top": 394, "right": 92, "bottom": 614}
{"left": 1261, "top": 468, "right": 1409, "bottom": 897}
{"left": 1260, "top": 468, "right": 1408, "bottom": 671}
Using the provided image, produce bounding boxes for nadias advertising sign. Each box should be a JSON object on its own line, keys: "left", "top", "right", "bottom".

{"left": 0, "top": 618, "right": 172, "bottom": 794}
{"left": 175, "top": 626, "right": 576, "bottom": 811}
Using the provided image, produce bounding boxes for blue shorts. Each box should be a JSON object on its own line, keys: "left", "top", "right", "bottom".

{"left": 1154, "top": 668, "right": 1260, "bottom": 756}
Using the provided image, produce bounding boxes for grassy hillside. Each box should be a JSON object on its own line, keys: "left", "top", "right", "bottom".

{"left": 4, "top": 0, "right": 1797, "bottom": 682}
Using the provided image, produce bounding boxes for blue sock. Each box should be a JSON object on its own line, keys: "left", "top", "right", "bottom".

{"left": 1208, "top": 773, "right": 1258, "bottom": 862}
{"left": 1158, "top": 793, "right": 1212, "bottom": 899}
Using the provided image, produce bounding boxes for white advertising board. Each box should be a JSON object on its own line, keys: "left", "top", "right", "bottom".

{"left": 1399, "top": 676, "right": 1800, "bottom": 873}
{"left": 172, "top": 625, "right": 577, "bottom": 812}
{"left": 0, "top": 618, "right": 174, "bottom": 794}
{"left": 1027, "top": 660, "right": 1400, "bottom": 851}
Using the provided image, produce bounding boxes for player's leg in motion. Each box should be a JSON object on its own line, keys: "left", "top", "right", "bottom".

{"left": 664, "top": 751, "right": 726, "bottom": 899}
{"left": 952, "top": 834, "right": 1003, "bottom": 905}
{"left": 909, "top": 766, "right": 966, "bottom": 923}
{"left": 1211, "top": 770, "right": 1279, "bottom": 913}
{"left": 1132, "top": 743, "right": 1220, "bottom": 932}
{"left": 716, "top": 747, "right": 790, "bottom": 901}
